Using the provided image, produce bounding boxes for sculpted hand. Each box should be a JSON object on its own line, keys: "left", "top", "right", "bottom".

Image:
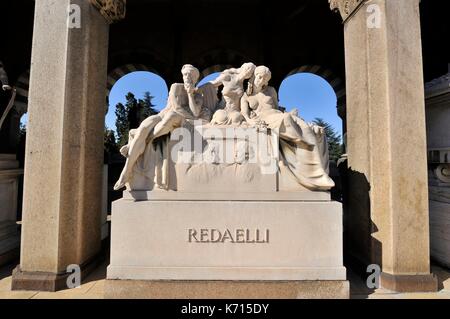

{"left": 289, "top": 108, "right": 299, "bottom": 117}
{"left": 2, "top": 85, "right": 11, "bottom": 91}
{"left": 311, "top": 125, "right": 325, "bottom": 136}
{"left": 184, "top": 84, "right": 195, "bottom": 95}
{"left": 120, "top": 144, "right": 129, "bottom": 158}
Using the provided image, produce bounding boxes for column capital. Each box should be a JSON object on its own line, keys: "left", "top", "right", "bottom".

{"left": 329, "top": 0, "right": 367, "bottom": 22}
{"left": 89, "top": 0, "right": 126, "bottom": 24}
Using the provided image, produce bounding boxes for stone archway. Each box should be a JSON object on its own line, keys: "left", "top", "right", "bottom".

{"left": 199, "top": 64, "right": 233, "bottom": 80}
{"left": 107, "top": 64, "right": 158, "bottom": 96}
{"left": 285, "top": 65, "right": 345, "bottom": 102}
{"left": 283, "top": 65, "right": 346, "bottom": 126}
{"left": 105, "top": 63, "right": 168, "bottom": 108}
{"left": 194, "top": 48, "right": 251, "bottom": 75}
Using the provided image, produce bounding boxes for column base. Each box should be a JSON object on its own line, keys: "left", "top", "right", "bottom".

{"left": 11, "top": 252, "right": 105, "bottom": 292}
{"left": 380, "top": 272, "right": 438, "bottom": 293}
{"left": 105, "top": 280, "right": 350, "bottom": 299}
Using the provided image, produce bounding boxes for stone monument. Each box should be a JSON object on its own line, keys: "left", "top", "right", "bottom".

{"left": 106, "top": 64, "right": 348, "bottom": 299}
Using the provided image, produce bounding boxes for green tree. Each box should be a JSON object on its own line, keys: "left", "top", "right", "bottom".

{"left": 312, "top": 118, "right": 343, "bottom": 162}
{"left": 115, "top": 91, "right": 159, "bottom": 148}
{"left": 19, "top": 122, "right": 26, "bottom": 138}
{"left": 115, "top": 102, "right": 128, "bottom": 148}
{"left": 139, "top": 92, "right": 158, "bottom": 119}
{"left": 104, "top": 127, "right": 118, "bottom": 156}
{"left": 125, "top": 92, "right": 140, "bottom": 131}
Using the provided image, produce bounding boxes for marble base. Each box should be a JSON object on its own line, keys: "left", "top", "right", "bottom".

{"left": 105, "top": 279, "right": 350, "bottom": 299}
{"left": 123, "top": 190, "right": 331, "bottom": 201}
{"left": 108, "top": 199, "right": 345, "bottom": 281}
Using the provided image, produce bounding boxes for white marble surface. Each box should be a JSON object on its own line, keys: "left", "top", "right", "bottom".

{"left": 115, "top": 64, "right": 334, "bottom": 193}
{"left": 108, "top": 199, "right": 345, "bottom": 281}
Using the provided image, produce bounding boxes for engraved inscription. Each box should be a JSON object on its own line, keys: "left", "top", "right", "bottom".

{"left": 188, "top": 228, "right": 270, "bottom": 243}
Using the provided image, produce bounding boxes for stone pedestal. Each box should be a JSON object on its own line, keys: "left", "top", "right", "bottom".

{"left": 106, "top": 196, "right": 348, "bottom": 298}
{"left": 105, "top": 280, "right": 350, "bottom": 299}
{"left": 0, "top": 154, "right": 22, "bottom": 265}
{"left": 107, "top": 111, "right": 347, "bottom": 298}
{"left": 337, "top": 0, "right": 437, "bottom": 292}
{"left": 11, "top": 0, "right": 113, "bottom": 291}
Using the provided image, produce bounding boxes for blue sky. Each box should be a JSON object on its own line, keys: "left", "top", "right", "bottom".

{"left": 106, "top": 71, "right": 169, "bottom": 130}
{"left": 22, "top": 71, "right": 342, "bottom": 140}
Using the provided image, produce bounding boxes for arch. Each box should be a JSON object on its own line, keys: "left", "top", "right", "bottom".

{"left": 105, "top": 69, "right": 169, "bottom": 132}
{"left": 278, "top": 71, "right": 342, "bottom": 144}
{"left": 107, "top": 46, "right": 172, "bottom": 81}
{"left": 285, "top": 65, "right": 345, "bottom": 102}
{"left": 200, "top": 64, "right": 233, "bottom": 79}
{"left": 106, "top": 63, "right": 164, "bottom": 98}
{"left": 194, "top": 48, "right": 251, "bottom": 76}
{"left": 105, "top": 63, "right": 170, "bottom": 117}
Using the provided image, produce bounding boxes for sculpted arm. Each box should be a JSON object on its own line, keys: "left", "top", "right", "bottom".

{"left": 210, "top": 69, "right": 235, "bottom": 88}
{"left": 187, "top": 90, "right": 203, "bottom": 118}
{"left": 158, "top": 84, "right": 179, "bottom": 117}
{"left": 210, "top": 74, "right": 227, "bottom": 88}
{"left": 240, "top": 94, "right": 252, "bottom": 121}
{"left": 267, "top": 87, "right": 279, "bottom": 109}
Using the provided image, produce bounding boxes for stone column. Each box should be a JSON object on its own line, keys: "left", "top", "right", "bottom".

{"left": 12, "top": 0, "right": 125, "bottom": 291}
{"left": 330, "top": 0, "right": 437, "bottom": 291}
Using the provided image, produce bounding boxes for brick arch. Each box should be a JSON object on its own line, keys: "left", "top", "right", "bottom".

{"left": 280, "top": 64, "right": 347, "bottom": 123}
{"left": 284, "top": 65, "right": 346, "bottom": 102}
{"left": 199, "top": 64, "right": 233, "bottom": 80}
{"left": 106, "top": 63, "right": 166, "bottom": 96}
{"left": 105, "top": 63, "right": 169, "bottom": 111}
{"left": 193, "top": 48, "right": 252, "bottom": 76}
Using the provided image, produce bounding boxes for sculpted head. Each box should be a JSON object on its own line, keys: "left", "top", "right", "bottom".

{"left": 253, "top": 66, "right": 272, "bottom": 92}
{"left": 238, "top": 62, "right": 256, "bottom": 79}
{"left": 181, "top": 64, "right": 200, "bottom": 90}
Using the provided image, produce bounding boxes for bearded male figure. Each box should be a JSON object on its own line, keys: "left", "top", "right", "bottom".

{"left": 114, "top": 64, "right": 218, "bottom": 190}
